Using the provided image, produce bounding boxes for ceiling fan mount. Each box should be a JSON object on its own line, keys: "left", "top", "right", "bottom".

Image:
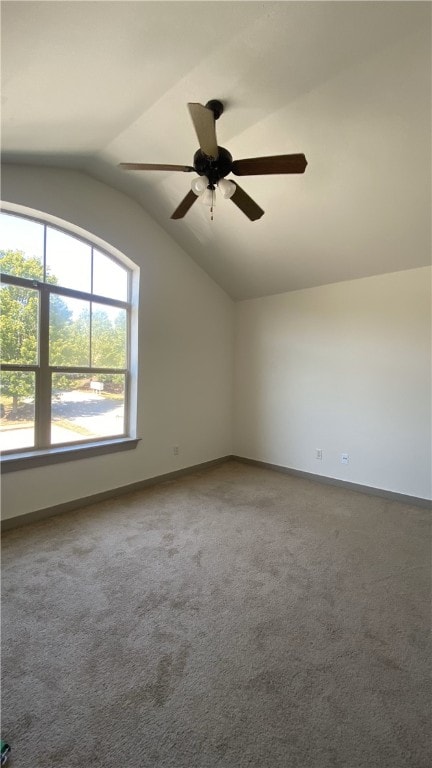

{"left": 205, "top": 99, "right": 224, "bottom": 120}
{"left": 119, "top": 99, "right": 307, "bottom": 221}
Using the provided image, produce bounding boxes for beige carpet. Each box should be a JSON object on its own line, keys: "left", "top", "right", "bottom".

{"left": 1, "top": 460, "right": 430, "bottom": 767}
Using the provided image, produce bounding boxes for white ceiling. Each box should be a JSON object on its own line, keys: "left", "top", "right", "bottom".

{"left": 1, "top": 1, "right": 431, "bottom": 300}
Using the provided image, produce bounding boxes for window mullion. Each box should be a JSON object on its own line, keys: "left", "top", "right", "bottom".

{"left": 90, "top": 300, "right": 93, "bottom": 370}
{"left": 36, "top": 285, "right": 51, "bottom": 448}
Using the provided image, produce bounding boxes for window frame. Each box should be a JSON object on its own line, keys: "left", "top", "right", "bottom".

{"left": 1, "top": 210, "right": 139, "bottom": 471}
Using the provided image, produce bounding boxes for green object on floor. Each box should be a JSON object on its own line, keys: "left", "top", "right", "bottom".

{"left": 0, "top": 740, "right": 11, "bottom": 765}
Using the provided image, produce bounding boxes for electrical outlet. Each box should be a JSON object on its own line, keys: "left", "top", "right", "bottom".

{"left": 341, "top": 453, "right": 349, "bottom": 465}
{"left": 173, "top": 446, "right": 179, "bottom": 456}
{"left": 316, "top": 448, "right": 323, "bottom": 460}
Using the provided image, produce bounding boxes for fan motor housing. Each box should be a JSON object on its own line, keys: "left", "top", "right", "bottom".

{"left": 193, "top": 147, "right": 233, "bottom": 185}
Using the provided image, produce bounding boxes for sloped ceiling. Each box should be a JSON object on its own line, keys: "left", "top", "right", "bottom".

{"left": 1, "top": 1, "right": 431, "bottom": 299}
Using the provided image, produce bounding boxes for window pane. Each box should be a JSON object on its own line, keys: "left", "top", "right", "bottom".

{"left": 46, "top": 228, "right": 91, "bottom": 292}
{"left": 51, "top": 373, "right": 125, "bottom": 444}
{"left": 0, "top": 213, "right": 44, "bottom": 277}
{"left": 0, "top": 371, "right": 35, "bottom": 451}
{"left": 91, "top": 304, "right": 127, "bottom": 368}
{"left": 49, "top": 296, "right": 90, "bottom": 367}
{"left": 0, "top": 284, "right": 39, "bottom": 364}
{"left": 93, "top": 250, "right": 128, "bottom": 301}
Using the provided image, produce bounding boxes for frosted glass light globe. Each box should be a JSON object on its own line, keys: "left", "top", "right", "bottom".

{"left": 201, "top": 187, "right": 216, "bottom": 207}
{"left": 218, "top": 178, "right": 236, "bottom": 199}
{"left": 191, "top": 176, "right": 209, "bottom": 195}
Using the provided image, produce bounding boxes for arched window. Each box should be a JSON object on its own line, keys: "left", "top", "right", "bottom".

{"left": 0, "top": 209, "right": 138, "bottom": 468}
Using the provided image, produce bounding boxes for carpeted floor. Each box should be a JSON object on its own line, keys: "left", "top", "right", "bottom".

{"left": 1, "top": 460, "right": 431, "bottom": 767}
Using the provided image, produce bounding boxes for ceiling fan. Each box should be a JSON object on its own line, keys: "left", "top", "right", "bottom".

{"left": 119, "top": 100, "right": 307, "bottom": 221}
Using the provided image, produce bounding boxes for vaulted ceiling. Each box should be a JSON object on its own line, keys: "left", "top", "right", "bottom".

{"left": 1, "top": 1, "right": 431, "bottom": 299}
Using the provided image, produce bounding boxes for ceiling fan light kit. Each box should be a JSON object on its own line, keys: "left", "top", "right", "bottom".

{"left": 119, "top": 99, "right": 307, "bottom": 221}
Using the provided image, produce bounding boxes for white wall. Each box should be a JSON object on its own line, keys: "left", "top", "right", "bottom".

{"left": 1, "top": 165, "right": 234, "bottom": 520}
{"left": 234, "top": 267, "right": 431, "bottom": 500}
{"left": 2, "top": 166, "right": 430, "bottom": 519}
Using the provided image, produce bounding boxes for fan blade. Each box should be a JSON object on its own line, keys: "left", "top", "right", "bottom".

{"left": 171, "top": 190, "right": 198, "bottom": 220}
{"left": 119, "top": 163, "right": 194, "bottom": 172}
{"left": 187, "top": 103, "right": 218, "bottom": 159}
{"left": 230, "top": 184, "right": 264, "bottom": 221}
{"left": 232, "top": 153, "right": 307, "bottom": 176}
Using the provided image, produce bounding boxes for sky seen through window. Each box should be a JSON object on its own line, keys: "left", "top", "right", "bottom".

{"left": 0, "top": 212, "right": 128, "bottom": 313}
